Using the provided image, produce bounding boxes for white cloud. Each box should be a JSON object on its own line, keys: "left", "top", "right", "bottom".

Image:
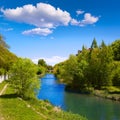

{"left": 81, "top": 13, "right": 99, "bottom": 25}
{"left": 76, "top": 10, "right": 84, "bottom": 16}
{"left": 1, "top": 3, "right": 100, "bottom": 36}
{"left": 71, "top": 18, "right": 80, "bottom": 26}
{"left": 32, "top": 56, "right": 67, "bottom": 66}
{"left": 1, "top": 3, "right": 71, "bottom": 28}
{"left": 71, "top": 13, "right": 99, "bottom": 26}
{"left": 22, "top": 28, "right": 52, "bottom": 36}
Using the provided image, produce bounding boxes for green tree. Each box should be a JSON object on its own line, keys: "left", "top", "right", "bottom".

{"left": 86, "top": 47, "right": 101, "bottom": 88}
{"left": 0, "top": 34, "right": 17, "bottom": 75}
{"left": 90, "top": 38, "right": 98, "bottom": 49}
{"left": 37, "top": 66, "right": 46, "bottom": 75}
{"left": 61, "top": 55, "right": 78, "bottom": 85}
{"left": 112, "top": 61, "right": 120, "bottom": 86}
{"left": 77, "top": 51, "right": 89, "bottom": 91}
{"left": 87, "top": 42, "right": 113, "bottom": 89}
{"left": 38, "top": 59, "right": 47, "bottom": 67}
{"left": 97, "top": 45, "right": 113, "bottom": 88}
{"left": 111, "top": 40, "right": 120, "bottom": 61}
{"left": 9, "top": 58, "right": 40, "bottom": 99}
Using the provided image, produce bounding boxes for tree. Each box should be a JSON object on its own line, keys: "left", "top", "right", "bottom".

{"left": 90, "top": 38, "right": 98, "bottom": 49}
{"left": 61, "top": 55, "right": 78, "bottom": 85}
{"left": 0, "top": 34, "right": 17, "bottom": 75}
{"left": 111, "top": 40, "right": 120, "bottom": 61}
{"left": 112, "top": 61, "right": 120, "bottom": 86}
{"left": 38, "top": 59, "right": 47, "bottom": 67}
{"left": 97, "top": 45, "right": 113, "bottom": 88}
{"left": 100, "top": 40, "right": 106, "bottom": 48}
{"left": 9, "top": 58, "right": 40, "bottom": 99}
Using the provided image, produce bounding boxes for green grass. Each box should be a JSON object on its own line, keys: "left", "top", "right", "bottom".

{"left": 93, "top": 86, "right": 120, "bottom": 101}
{"left": 0, "top": 84, "right": 87, "bottom": 120}
{"left": 105, "top": 86, "right": 120, "bottom": 94}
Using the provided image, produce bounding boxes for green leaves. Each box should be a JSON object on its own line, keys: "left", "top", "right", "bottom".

{"left": 54, "top": 39, "right": 120, "bottom": 92}
{"left": 0, "top": 35, "right": 17, "bottom": 73}
{"left": 9, "top": 58, "right": 40, "bottom": 99}
{"left": 111, "top": 40, "right": 120, "bottom": 61}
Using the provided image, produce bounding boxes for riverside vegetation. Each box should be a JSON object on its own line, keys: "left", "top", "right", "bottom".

{"left": 54, "top": 39, "right": 120, "bottom": 101}
{"left": 0, "top": 81, "right": 87, "bottom": 120}
{"left": 0, "top": 34, "right": 87, "bottom": 120}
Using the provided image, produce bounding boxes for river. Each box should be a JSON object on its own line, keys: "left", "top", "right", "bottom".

{"left": 37, "top": 74, "right": 120, "bottom": 120}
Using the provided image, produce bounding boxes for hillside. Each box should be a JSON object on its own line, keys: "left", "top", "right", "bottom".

{"left": 0, "top": 44, "right": 17, "bottom": 74}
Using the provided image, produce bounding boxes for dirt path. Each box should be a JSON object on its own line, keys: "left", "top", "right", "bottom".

{"left": 0, "top": 84, "right": 8, "bottom": 120}
{"left": 0, "top": 84, "right": 8, "bottom": 96}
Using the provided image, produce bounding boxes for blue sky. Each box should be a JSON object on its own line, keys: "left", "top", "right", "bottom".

{"left": 0, "top": 0, "right": 120, "bottom": 65}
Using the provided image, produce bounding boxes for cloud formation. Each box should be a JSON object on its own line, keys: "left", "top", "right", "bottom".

{"left": 1, "top": 3, "right": 71, "bottom": 28}
{"left": 71, "top": 13, "right": 99, "bottom": 26}
{"left": 76, "top": 10, "right": 84, "bottom": 16}
{"left": 1, "top": 3, "right": 99, "bottom": 36}
{"left": 22, "top": 28, "right": 52, "bottom": 36}
{"left": 32, "top": 56, "right": 67, "bottom": 66}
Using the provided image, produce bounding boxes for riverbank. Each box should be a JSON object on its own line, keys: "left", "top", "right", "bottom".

{"left": 0, "top": 82, "right": 87, "bottom": 120}
{"left": 65, "top": 85, "right": 120, "bottom": 102}
{"left": 93, "top": 89, "right": 120, "bottom": 102}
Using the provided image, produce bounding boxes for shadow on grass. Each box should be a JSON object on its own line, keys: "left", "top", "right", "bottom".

{"left": 109, "top": 91, "right": 120, "bottom": 94}
{"left": 0, "top": 93, "right": 19, "bottom": 99}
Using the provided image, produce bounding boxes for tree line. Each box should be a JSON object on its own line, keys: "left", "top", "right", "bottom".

{"left": 54, "top": 39, "right": 120, "bottom": 93}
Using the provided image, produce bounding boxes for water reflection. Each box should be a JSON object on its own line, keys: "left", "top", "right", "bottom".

{"left": 65, "top": 92, "right": 120, "bottom": 120}
{"left": 38, "top": 74, "right": 120, "bottom": 120}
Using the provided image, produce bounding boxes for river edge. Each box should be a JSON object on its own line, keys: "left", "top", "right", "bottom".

{"left": 93, "top": 90, "right": 120, "bottom": 102}
{"left": 65, "top": 86, "right": 120, "bottom": 102}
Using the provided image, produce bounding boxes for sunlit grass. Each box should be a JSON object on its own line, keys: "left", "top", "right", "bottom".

{"left": 0, "top": 84, "right": 87, "bottom": 120}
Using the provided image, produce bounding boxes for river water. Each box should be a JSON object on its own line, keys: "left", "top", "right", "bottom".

{"left": 37, "top": 74, "right": 120, "bottom": 120}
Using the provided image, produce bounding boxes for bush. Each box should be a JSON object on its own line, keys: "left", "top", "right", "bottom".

{"left": 9, "top": 58, "right": 40, "bottom": 99}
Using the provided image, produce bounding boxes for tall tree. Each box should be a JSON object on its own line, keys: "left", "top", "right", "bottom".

{"left": 9, "top": 58, "right": 40, "bottom": 99}
{"left": 90, "top": 38, "right": 98, "bottom": 49}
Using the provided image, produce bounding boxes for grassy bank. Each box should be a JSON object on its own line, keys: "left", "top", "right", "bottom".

{"left": 0, "top": 82, "right": 87, "bottom": 120}
{"left": 65, "top": 85, "right": 120, "bottom": 102}
{"left": 93, "top": 86, "right": 120, "bottom": 102}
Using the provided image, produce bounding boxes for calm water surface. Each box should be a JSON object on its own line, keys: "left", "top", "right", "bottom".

{"left": 37, "top": 74, "right": 120, "bottom": 120}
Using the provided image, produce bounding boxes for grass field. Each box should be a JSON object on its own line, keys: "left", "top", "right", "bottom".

{"left": 0, "top": 82, "right": 87, "bottom": 120}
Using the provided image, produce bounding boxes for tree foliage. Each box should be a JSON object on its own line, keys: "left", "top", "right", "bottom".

{"left": 54, "top": 39, "right": 119, "bottom": 92}
{"left": 37, "top": 59, "right": 53, "bottom": 75}
{"left": 9, "top": 58, "right": 40, "bottom": 99}
{"left": 112, "top": 61, "right": 120, "bottom": 86}
{"left": 38, "top": 59, "right": 47, "bottom": 67}
{"left": 111, "top": 40, "right": 120, "bottom": 61}
{"left": 0, "top": 34, "right": 17, "bottom": 74}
